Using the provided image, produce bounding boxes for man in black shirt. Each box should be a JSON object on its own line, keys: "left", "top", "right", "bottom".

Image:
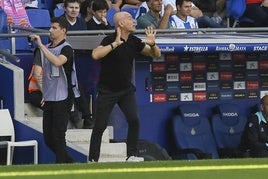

{"left": 89, "top": 11, "right": 161, "bottom": 162}
{"left": 247, "top": 95, "right": 268, "bottom": 157}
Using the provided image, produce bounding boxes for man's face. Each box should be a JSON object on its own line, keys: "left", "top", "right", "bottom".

{"left": 121, "top": 13, "right": 136, "bottom": 33}
{"left": 261, "top": 97, "right": 268, "bottom": 118}
{"left": 64, "top": 2, "right": 80, "bottom": 19}
{"left": 149, "top": 0, "right": 162, "bottom": 13}
{"left": 49, "top": 23, "right": 65, "bottom": 40}
{"left": 179, "top": 1, "right": 192, "bottom": 16}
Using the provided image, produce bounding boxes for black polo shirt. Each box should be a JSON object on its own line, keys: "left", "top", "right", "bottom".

{"left": 98, "top": 32, "right": 145, "bottom": 91}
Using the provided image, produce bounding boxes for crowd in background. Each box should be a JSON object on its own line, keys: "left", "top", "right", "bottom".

{"left": 2, "top": 0, "right": 268, "bottom": 32}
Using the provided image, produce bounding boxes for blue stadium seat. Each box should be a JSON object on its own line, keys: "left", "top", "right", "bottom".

{"left": 121, "top": 7, "right": 138, "bottom": 19}
{"left": 225, "top": 0, "right": 254, "bottom": 27}
{"left": 172, "top": 104, "right": 219, "bottom": 159}
{"left": 53, "top": 8, "right": 64, "bottom": 17}
{"left": 26, "top": 9, "right": 51, "bottom": 29}
{"left": 106, "top": 8, "right": 117, "bottom": 28}
{"left": 211, "top": 103, "right": 248, "bottom": 158}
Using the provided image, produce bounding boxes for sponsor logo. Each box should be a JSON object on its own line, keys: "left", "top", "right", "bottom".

{"left": 184, "top": 45, "right": 208, "bottom": 52}
{"left": 247, "top": 53, "right": 258, "bottom": 60}
{"left": 233, "top": 62, "right": 246, "bottom": 68}
{"left": 193, "top": 73, "right": 206, "bottom": 80}
{"left": 219, "top": 53, "right": 232, "bottom": 60}
{"left": 153, "top": 94, "right": 166, "bottom": 102}
{"left": 233, "top": 71, "right": 245, "bottom": 79}
{"left": 215, "top": 44, "right": 247, "bottom": 52}
{"left": 207, "top": 62, "right": 218, "bottom": 70}
{"left": 247, "top": 71, "right": 259, "bottom": 79}
{"left": 153, "top": 84, "right": 166, "bottom": 92}
{"left": 180, "top": 72, "right": 192, "bottom": 81}
{"left": 167, "top": 94, "right": 179, "bottom": 101}
{"left": 166, "top": 54, "right": 179, "bottom": 62}
{"left": 232, "top": 53, "right": 246, "bottom": 61}
{"left": 219, "top": 61, "right": 232, "bottom": 70}
{"left": 166, "top": 63, "right": 178, "bottom": 72}
{"left": 180, "top": 83, "right": 193, "bottom": 91}
{"left": 193, "top": 62, "right": 206, "bottom": 71}
{"left": 220, "top": 82, "right": 233, "bottom": 90}
{"left": 222, "top": 112, "right": 238, "bottom": 117}
{"left": 234, "top": 91, "right": 246, "bottom": 99}
{"left": 220, "top": 91, "right": 233, "bottom": 99}
{"left": 253, "top": 46, "right": 268, "bottom": 51}
{"left": 260, "top": 71, "right": 268, "bottom": 78}
{"left": 180, "top": 63, "right": 192, "bottom": 71}
{"left": 152, "top": 63, "right": 165, "bottom": 73}
{"left": 207, "top": 92, "right": 219, "bottom": 100}
{"left": 246, "top": 61, "right": 258, "bottom": 69}
{"left": 166, "top": 73, "right": 179, "bottom": 82}
{"left": 247, "top": 81, "right": 259, "bottom": 90}
{"left": 207, "top": 82, "right": 219, "bottom": 90}
{"left": 220, "top": 72, "right": 232, "bottom": 81}
{"left": 260, "top": 81, "right": 268, "bottom": 88}
{"left": 194, "top": 92, "right": 206, "bottom": 101}
{"left": 166, "top": 83, "right": 179, "bottom": 92}
{"left": 180, "top": 93, "right": 193, "bottom": 101}
{"left": 183, "top": 113, "right": 200, "bottom": 117}
{"left": 234, "top": 81, "right": 246, "bottom": 90}
{"left": 207, "top": 72, "right": 219, "bottom": 80}
{"left": 152, "top": 54, "right": 165, "bottom": 62}
{"left": 194, "top": 82, "right": 206, "bottom": 91}
{"left": 152, "top": 74, "right": 166, "bottom": 81}
{"left": 247, "top": 91, "right": 259, "bottom": 99}
{"left": 160, "top": 46, "right": 175, "bottom": 52}
{"left": 260, "top": 61, "right": 268, "bottom": 69}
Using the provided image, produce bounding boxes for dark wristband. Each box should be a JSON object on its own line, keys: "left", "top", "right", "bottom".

{"left": 149, "top": 43, "right": 156, "bottom": 48}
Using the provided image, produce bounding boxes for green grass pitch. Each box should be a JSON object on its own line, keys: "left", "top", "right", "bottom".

{"left": 1, "top": 158, "right": 268, "bottom": 178}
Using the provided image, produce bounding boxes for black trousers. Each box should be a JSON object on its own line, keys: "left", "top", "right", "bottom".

{"left": 88, "top": 85, "right": 140, "bottom": 161}
{"left": 43, "top": 99, "right": 74, "bottom": 163}
{"left": 28, "top": 91, "right": 43, "bottom": 109}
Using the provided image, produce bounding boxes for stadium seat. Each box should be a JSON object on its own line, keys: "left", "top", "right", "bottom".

{"left": 26, "top": 9, "right": 51, "bottom": 29}
{"left": 225, "top": 0, "right": 254, "bottom": 27}
{"left": 53, "top": 8, "right": 64, "bottom": 17}
{"left": 106, "top": 8, "right": 117, "bottom": 28}
{"left": 0, "top": 109, "right": 38, "bottom": 165}
{"left": 211, "top": 103, "right": 248, "bottom": 158}
{"left": 121, "top": 7, "right": 138, "bottom": 19}
{"left": 172, "top": 104, "right": 219, "bottom": 160}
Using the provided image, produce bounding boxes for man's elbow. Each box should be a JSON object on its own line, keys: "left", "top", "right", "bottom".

{"left": 91, "top": 51, "right": 101, "bottom": 60}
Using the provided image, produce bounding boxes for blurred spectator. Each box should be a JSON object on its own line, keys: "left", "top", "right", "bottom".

{"left": 136, "top": 0, "right": 173, "bottom": 29}
{"left": 243, "top": 0, "right": 268, "bottom": 27}
{"left": 62, "top": 0, "right": 87, "bottom": 30}
{"left": 121, "top": 0, "right": 143, "bottom": 8}
{"left": 211, "top": 0, "right": 226, "bottom": 25}
{"left": 87, "top": 0, "right": 112, "bottom": 30}
{"left": 170, "top": 0, "right": 198, "bottom": 29}
{"left": 106, "top": 0, "right": 123, "bottom": 12}
{"left": 80, "top": 0, "right": 93, "bottom": 22}
{"left": 246, "top": 95, "right": 268, "bottom": 157}
{"left": 54, "top": 0, "right": 65, "bottom": 9}
{"left": 136, "top": 0, "right": 222, "bottom": 28}
{"left": 62, "top": 0, "right": 94, "bottom": 129}
{"left": 23, "top": 0, "right": 38, "bottom": 9}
